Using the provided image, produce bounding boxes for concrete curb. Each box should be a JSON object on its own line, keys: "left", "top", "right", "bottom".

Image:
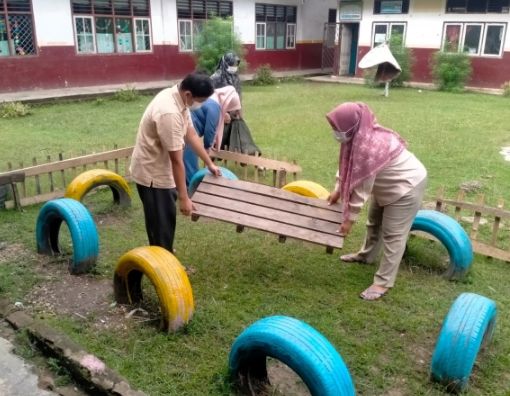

{"left": 0, "top": 298, "right": 146, "bottom": 396}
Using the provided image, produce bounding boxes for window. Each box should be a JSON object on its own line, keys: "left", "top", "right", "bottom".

{"left": 446, "top": 0, "right": 509, "bottom": 13}
{"left": 71, "top": 0, "right": 151, "bottom": 54}
{"left": 177, "top": 0, "right": 233, "bottom": 52}
{"left": 0, "top": 0, "right": 36, "bottom": 57}
{"left": 255, "top": 3, "right": 297, "bottom": 50}
{"left": 374, "top": 0, "right": 409, "bottom": 14}
{"left": 442, "top": 22, "right": 506, "bottom": 56}
{"left": 372, "top": 22, "right": 406, "bottom": 47}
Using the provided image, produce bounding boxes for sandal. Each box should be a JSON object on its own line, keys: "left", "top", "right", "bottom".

{"left": 359, "top": 286, "right": 388, "bottom": 301}
{"left": 340, "top": 253, "right": 367, "bottom": 264}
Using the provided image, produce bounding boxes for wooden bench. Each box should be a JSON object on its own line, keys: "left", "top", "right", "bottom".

{"left": 191, "top": 175, "right": 344, "bottom": 253}
{"left": 0, "top": 171, "right": 25, "bottom": 211}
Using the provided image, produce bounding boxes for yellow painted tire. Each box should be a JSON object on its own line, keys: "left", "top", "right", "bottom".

{"left": 65, "top": 169, "right": 131, "bottom": 206}
{"left": 282, "top": 180, "right": 330, "bottom": 200}
{"left": 114, "top": 246, "right": 194, "bottom": 332}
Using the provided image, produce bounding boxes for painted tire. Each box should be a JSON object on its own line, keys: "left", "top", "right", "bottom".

{"left": 36, "top": 198, "right": 99, "bottom": 274}
{"left": 65, "top": 169, "right": 131, "bottom": 207}
{"left": 188, "top": 166, "right": 238, "bottom": 195}
{"left": 411, "top": 210, "right": 473, "bottom": 279}
{"left": 282, "top": 180, "right": 330, "bottom": 200}
{"left": 229, "top": 316, "right": 355, "bottom": 396}
{"left": 114, "top": 246, "right": 194, "bottom": 332}
{"left": 431, "top": 293, "right": 497, "bottom": 393}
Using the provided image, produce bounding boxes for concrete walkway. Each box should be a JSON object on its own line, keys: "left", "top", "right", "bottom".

{"left": 0, "top": 336, "right": 56, "bottom": 396}
{"left": 0, "top": 68, "right": 329, "bottom": 104}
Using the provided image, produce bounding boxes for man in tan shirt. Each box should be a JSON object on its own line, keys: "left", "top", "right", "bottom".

{"left": 130, "top": 72, "right": 220, "bottom": 253}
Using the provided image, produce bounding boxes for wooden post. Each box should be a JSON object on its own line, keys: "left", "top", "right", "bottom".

{"left": 18, "top": 161, "right": 26, "bottom": 197}
{"left": 59, "top": 153, "right": 66, "bottom": 188}
{"left": 276, "top": 169, "right": 287, "bottom": 188}
{"left": 454, "top": 190, "right": 465, "bottom": 220}
{"left": 33, "top": 157, "right": 41, "bottom": 195}
{"left": 81, "top": 149, "right": 87, "bottom": 171}
{"left": 491, "top": 198, "right": 504, "bottom": 246}
{"left": 292, "top": 160, "right": 298, "bottom": 181}
{"left": 435, "top": 186, "right": 445, "bottom": 212}
{"left": 47, "top": 155, "right": 55, "bottom": 192}
{"left": 470, "top": 194, "right": 485, "bottom": 240}
{"left": 114, "top": 144, "right": 119, "bottom": 174}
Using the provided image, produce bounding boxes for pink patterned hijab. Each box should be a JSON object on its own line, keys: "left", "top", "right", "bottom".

{"left": 326, "top": 102, "right": 407, "bottom": 219}
{"left": 211, "top": 86, "right": 241, "bottom": 150}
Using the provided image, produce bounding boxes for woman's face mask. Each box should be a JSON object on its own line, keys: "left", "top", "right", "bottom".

{"left": 332, "top": 129, "right": 351, "bottom": 143}
{"left": 227, "top": 66, "right": 238, "bottom": 74}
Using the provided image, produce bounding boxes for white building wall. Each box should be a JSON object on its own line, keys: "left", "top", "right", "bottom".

{"left": 32, "top": 0, "right": 74, "bottom": 46}
{"left": 359, "top": 0, "right": 510, "bottom": 51}
{"left": 301, "top": 0, "right": 338, "bottom": 41}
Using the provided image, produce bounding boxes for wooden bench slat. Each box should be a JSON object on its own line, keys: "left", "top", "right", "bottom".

{"left": 193, "top": 192, "right": 341, "bottom": 235}
{"left": 201, "top": 176, "right": 341, "bottom": 212}
{"left": 197, "top": 182, "right": 343, "bottom": 223}
{"left": 193, "top": 203, "right": 344, "bottom": 249}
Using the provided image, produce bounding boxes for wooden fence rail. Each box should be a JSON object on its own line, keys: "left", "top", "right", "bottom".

{"left": 0, "top": 146, "right": 301, "bottom": 209}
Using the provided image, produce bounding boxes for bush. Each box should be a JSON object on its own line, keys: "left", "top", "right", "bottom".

{"left": 194, "top": 17, "right": 244, "bottom": 74}
{"left": 388, "top": 33, "right": 413, "bottom": 87}
{"left": 252, "top": 64, "right": 276, "bottom": 86}
{"left": 0, "top": 101, "right": 31, "bottom": 118}
{"left": 502, "top": 81, "right": 510, "bottom": 97}
{"left": 432, "top": 51, "right": 472, "bottom": 92}
{"left": 112, "top": 86, "right": 139, "bottom": 102}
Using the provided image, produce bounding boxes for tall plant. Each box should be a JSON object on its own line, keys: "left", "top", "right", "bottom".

{"left": 432, "top": 51, "right": 472, "bottom": 92}
{"left": 194, "top": 17, "right": 244, "bottom": 74}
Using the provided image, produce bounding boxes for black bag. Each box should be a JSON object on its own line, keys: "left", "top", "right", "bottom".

{"left": 221, "top": 118, "right": 261, "bottom": 156}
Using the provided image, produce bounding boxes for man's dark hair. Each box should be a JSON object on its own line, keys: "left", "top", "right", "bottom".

{"left": 180, "top": 72, "right": 214, "bottom": 98}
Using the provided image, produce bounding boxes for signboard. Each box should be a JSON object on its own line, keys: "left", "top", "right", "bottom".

{"left": 381, "top": 0, "right": 403, "bottom": 14}
{"left": 339, "top": 1, "right": 362, "bottom": 20}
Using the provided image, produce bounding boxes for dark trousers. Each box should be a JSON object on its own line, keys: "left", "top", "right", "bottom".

{"left": 136, "top": 184, "right": 178, "bottom": 252}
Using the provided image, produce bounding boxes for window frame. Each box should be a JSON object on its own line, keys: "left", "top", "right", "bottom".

{"left": 371, "top": 22, "right": 407, "bottom": 47}
{"left": 178, "top": 18, "right": 193, "bottom": 52}
{"left": 254, "top": 3, "right": 297, "bottom": 51}
{"left": 442, "top": 21, "right": 507, "bottom": 57}
{"left": 0, "top": 0, "right": 38, "bottom": 57}
{"left": 70, "top": 0, "right": 152, "bottom": 55}
{"left": 445, "top": 0, "right": 510, "bottom": 13}
{"left": 176, "top": 0, "right": 234, "bottom": 52}
{"left": 461, "top": 22, "right": 484, "bottom": 55}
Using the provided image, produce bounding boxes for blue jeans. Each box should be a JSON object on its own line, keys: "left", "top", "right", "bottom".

{"left": 183, "top": 145, "right": 199, "bottom": 186}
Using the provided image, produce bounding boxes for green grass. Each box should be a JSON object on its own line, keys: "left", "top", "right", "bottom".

{"left": 1, "top": 82, "right": 510, "bottom": 395}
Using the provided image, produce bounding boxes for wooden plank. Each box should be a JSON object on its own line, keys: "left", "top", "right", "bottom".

{"left": 192, "top": 192, "right": 340, "bottom": 235}
{"left": 18, "top": 161, "right": 26, "bottom": 197}
{"left": 196, "top": 182, "right": 342, "bottom": 222}
{"left": 0, "top": 172, "right": 25, "bottom": 184}
{"left": 437, "top": 197, "right": 510, "bottom": 219}
{"left": 193, "top": 203, "right": 344, "bottom": 249}
{"left": 470, "top": 194, "right": 485, "bottom": 240}
{"left": 201, "top": 175, "right": 342, "bottom": 213}
{"left": 411, "top": 231, "right": 510, "bottom": 264}
{"left": 58, "top": 153, "right": 66, "bottom": 188}
{"left": 491, "top": 199, "right": 504, "bottom": 246}
{"left": 5, "top": 190, "right": 65, "bottom": 209}
{"left": 210, "top": 150, "right": 302, "bottom": 173}
{"left": 47, "top": 155, "right": 55, "bottom": 192}
{"left": 0, "top": 147, "right": 134, "bottom": 178}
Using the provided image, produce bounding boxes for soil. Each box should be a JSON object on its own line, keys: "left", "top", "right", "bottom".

{"left": 1, "top": 243, "right": 152, "bottom": 332}
{"left": 264, "top": 358, "right": 311, "bottom": 396}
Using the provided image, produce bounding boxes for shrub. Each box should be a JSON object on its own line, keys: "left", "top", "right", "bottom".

{"left": 252, "top": 64, "right": 276, "bottom": 86}
{"left": 194, "top": 17, "right": 244, "bottom": 74}
{"left": 0, "top": 101, "right": 31, "bottom": 118}
{"left": 112, "top": 86, "right": 139, "bottom": 102}
{"left": 388, "top": 33, "right": 414, "bottom": 87}
{"left": 502, "top": 81, "right": 510, "bottom": 97}
{"left": 432, "top": 51, "right": 472, "bottom": 92}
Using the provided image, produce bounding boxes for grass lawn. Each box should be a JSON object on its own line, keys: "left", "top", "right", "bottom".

{"left": 1, "top": 82, "right": 510, "bottom": 395}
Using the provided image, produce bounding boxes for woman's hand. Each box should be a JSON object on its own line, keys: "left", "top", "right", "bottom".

{"left": 338, "top": 219, "right": 354, "bottom": 237}
{"left": 328, "top": 190, "right": 341, "bottom": 205}
{"left": 224, "top": 112, "right": 232, "bottom": 124}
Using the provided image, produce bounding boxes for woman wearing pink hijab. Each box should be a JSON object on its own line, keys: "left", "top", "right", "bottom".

{"left": 327, "top": 102, "right": 427, "bottom": 301}
{"left": 184, "top": 86, "right": 241, "bottom": 185}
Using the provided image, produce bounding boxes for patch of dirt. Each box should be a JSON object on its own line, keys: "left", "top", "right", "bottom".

{"left": 266, "top": 358, "right": 311, "bottom": 396}
{"left": 2, "top": 243, "right": 157, "bottom": 332}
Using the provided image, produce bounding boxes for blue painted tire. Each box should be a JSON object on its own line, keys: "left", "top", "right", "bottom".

{"left": 36, "top": 198, "right": 99, "bottom": 274}
{"left": 431, "top": 293, "right": 497, "bottom": 393}
{"left": 411, "top": 210, "right": 473, "bottom": 279}
{"left": 188, "top": 167, "right": 238, "bottom": 196}
{"left": 229, "top": 316, "right": 355, "bottom": 396}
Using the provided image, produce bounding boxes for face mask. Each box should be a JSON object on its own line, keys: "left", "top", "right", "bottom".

{"left": 189, "top": 101, "right": 203, "bottom": 111}
{"left": 332, "top": 129, "right": 351, "bottom": 143}
{"left": 227, "top": 66, "right": 238, "bottom": 74}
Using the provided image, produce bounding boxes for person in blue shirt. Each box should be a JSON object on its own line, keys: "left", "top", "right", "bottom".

{"left": 184, "top": 86, "right": 241, "bottom": 185}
